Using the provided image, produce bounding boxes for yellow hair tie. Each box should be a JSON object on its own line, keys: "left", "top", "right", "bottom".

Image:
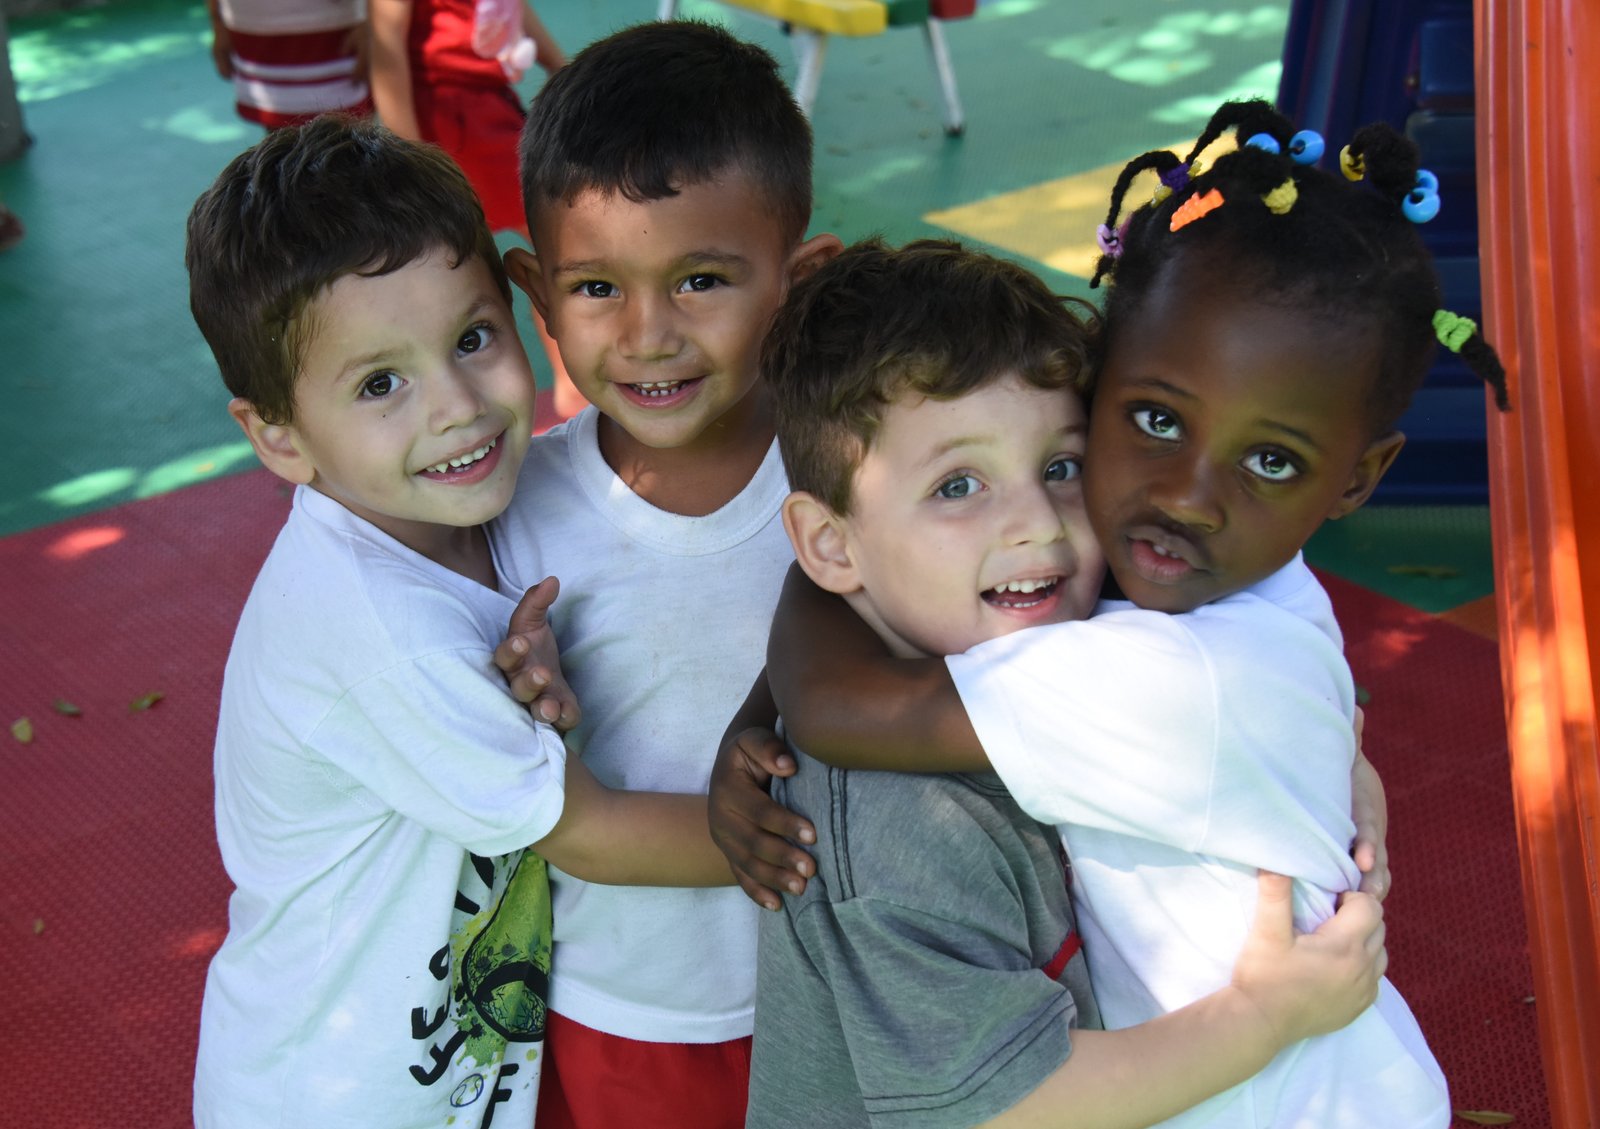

{"left": 1169, "top": 188, "right": 1225, "bottom": 233}
{"left": 1433, "top": 310, "right": 1477, "bottom": 353}
{"left": 1339, "top": 144, "right": 1365, "bottom": 181}
{"left": 1152, "top": 184, "right": 1172, "bottom": 205}
{"left": 1262, "top": 179, "right": 1298, "bottom": 215}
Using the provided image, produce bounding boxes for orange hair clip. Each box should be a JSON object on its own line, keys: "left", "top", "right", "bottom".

{"left": 1169, "top": 188, "right": 1225, "bottom": 232}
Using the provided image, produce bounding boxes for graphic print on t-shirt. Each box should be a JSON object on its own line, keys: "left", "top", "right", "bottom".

{"left": 407, "top": 849, "right": 552, "bottom": 1125}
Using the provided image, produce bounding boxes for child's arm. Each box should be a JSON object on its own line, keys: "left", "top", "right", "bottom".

{"left": 368, "top": 0, "right": 422, "bottom": 140}
{"left": 519, "top": 2, "right": 566, "bottom": 72}
{"left": 980, "top": 874, "right": 1386, "bottom": 1129}
{"left": 532, "top": 755, "right": 731, "bottom": 886}
{"left": 767, "top": 563, "right": 988, "bottom": 772}
{"left": 203, "top": 0, "right": 233, "bottom": 79}
{"left": 706, "top": 672, "right": 816, "bottom": 911}
{"left": 1350, "top": 710, "right": 1391, "bottom": 900}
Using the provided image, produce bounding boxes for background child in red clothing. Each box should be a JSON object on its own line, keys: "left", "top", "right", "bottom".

{"left": 370, "top": 0, "right": 582, "bottom": 416}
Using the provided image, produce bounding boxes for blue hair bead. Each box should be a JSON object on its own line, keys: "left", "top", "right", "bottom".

{"left": 1245, "top": 132, "right": 1281, "bottom": 154}
{"left": 1402, "top": 187, "right": 1441, "bottom": 223}
{"left": 1287, "top": 130, "right": 1324, "bottom": 164}
{"left": 1415, "top": 169, "right": 1439, "bottom": 193}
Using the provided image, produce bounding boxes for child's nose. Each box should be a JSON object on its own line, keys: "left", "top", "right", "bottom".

{"left": 618, "top": 292, "right": 683, "bottom": 361}
{"left": 1005, "top": 482, "right": 1068, "bottom": 546}
{"left": 1149, "top": 457, "right": 1225, "bottom": 533}
{"left": 429, "top": 366, "right": 488, "bottom": 432}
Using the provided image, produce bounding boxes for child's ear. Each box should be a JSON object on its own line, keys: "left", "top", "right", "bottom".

{"left": 1328, "top": 430, "right": 1406, "bottom": 519}
{"left": 781, "top": 492, "right": 861, "bottom": 595}
{"left": 503, "top": 247, "right": 551, "bottom": 322}
{"left": 228, "top": 398, "right": 315, "bottom": 486}
{"left": 786, "top": 232, "right": 845, "bottom": 286}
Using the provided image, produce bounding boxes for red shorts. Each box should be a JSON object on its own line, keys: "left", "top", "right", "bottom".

{"left": 412, "top": 80, "right": 528, "bottom": 234}
{"left": 537, "top": 1011, "right": 752, "bottom": 1129}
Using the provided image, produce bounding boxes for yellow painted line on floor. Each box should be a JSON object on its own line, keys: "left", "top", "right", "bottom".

{"left": 925, "top": 139, "right": 1238, "bottom": 279}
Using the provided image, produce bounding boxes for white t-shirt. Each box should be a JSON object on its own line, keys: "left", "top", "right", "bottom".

{"left": 491, "top": 408, "right": 794, "bottom": 1043}
{"left": 194, "top": 486, "right": 568, "bottom": 1129}
{"left": 947, "top": 555, "right": 1450, "bottom": 1129}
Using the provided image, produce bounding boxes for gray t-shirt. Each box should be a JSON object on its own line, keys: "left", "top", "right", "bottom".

{"left": 747, "top": 749, "right": 1101, "bottom": 1129}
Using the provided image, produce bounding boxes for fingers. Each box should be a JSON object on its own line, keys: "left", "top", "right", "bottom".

{"left": 494, "top": 632, "right": 530, "bottom": 676}
{"left": 734, "top": 729, "right": 797, "bottom": 782}
{"left": 1251, "top": 870, "right": 1295, "bottom": 945}
{"left": 508, "top": 576, "right": 561, "bottom": 635}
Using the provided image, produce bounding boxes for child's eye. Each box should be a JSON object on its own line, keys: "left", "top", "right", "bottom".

{"left": 679, "top": 273, "right": 722, "bottom": 293}
{"left": 577, "top": 281, "right": 616, "bottom": 299}
{"left": 1242, "top": 449, "right": 1301, "bottom": 482}
{"left": 936, "top": 474, "right": 982, "bottom": 500}
{"left": 457, "top": 323, "right": 493, "bottom": 354}
{"left": 1044, "top": 456, "right": 1082, "bottom": 483}
{"left": 1131, "top": 407, "right": 1181, "bottom": 440}
{"left": 359, "top": 371, "right": 401, "bottom": 399}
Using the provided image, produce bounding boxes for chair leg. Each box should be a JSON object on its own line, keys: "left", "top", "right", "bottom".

{"left": 923, "top": 17, "right": 965, "bottom": 136}
{"left": 791, "top": 29, "right": 828, "bottom": 118}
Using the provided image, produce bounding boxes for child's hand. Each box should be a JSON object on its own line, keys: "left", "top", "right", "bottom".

{"left": 1349, "top": 708, "right": 1391, "bottom": 901}
{"left": 1231, "top": 872, "right": 1385, "bottom": 1049}
{"left": 708, "top": 726, "right": 815, "bottom": 912}
{"left": 492, "top": 576, "right": 581, "bottom": 732}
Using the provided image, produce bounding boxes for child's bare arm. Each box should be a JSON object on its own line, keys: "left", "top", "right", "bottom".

{"left": 368, "top": 0, "right": 421, "bottom": 139}
{"left": 979, "top": 874, "right": 1386, "bottom": 1129}
{"left": 204, "top": 0, "right": 233, "bottom": 79}
{"left": 532, "top": 756, "right": 731, "bottom": 886}
{"left": 707, "top": 672, "right": 816, "bottom": 911}
{"left": 519, "top": 2, "right": 567, "bottom": 71}
{"left": 768, "top": 563, "right": 986, "bottom": 772}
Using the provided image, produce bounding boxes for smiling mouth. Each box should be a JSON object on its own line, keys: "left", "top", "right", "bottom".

{"left": 982, "top": 577, "right": 1060, "bottom": 609}
{"left": 420, "top": 436, "right": 497, "bottom": 476}
{"left": 626, "top": 378, "right": 702, "bottom": 399}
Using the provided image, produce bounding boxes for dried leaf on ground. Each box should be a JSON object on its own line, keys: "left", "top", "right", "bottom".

{"left": 11, "top": 717, "right": 33, "bottom": 743}
{"left": 129, "top": 691, "right": 166, "bottom": 712}
{"left": 32, "top": 918, "right": 44, "bottom": 935}
{"left": 52, "top": 699, "right": 82, "bottom": 716}
{"left": 1455, "top": 1111, "right": 1514, "bottom": 1125}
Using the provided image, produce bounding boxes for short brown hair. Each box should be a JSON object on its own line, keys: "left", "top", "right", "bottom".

{"left": 765, "top": 239, "right": 1095, "bottom": 514}
{"left": 185, "top": 115, "right": 508, "bottom": 425}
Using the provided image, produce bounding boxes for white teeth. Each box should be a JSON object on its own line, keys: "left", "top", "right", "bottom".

{"left": 1151, "top": 544, "right": 1176, "bottom": 558}
{"left": 425, "top": 437, "right": 496, "bottom": 475}
{"left": 994, "top": 579, "right": 1053, "bottom": 594}
{"left": 633, "top": 381, "right": 683, "bottom": 398}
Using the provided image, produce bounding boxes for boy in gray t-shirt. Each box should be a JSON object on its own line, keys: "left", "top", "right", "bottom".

{"left": 738, "top": 240, "right": 1389, "bottom": 1128}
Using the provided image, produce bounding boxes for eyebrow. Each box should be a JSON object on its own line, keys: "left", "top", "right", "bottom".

{"left": 1119, "top": 376, "right": 1324, "bottom": 454}
{"left": 552, "top": 250, "right": 751, "bottom": 278}
{"left": 917, "top": 421, "right": 1088, "bottom": 469}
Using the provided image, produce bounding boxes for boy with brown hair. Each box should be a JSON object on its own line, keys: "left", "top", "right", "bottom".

{"left": 184, "top": 114, "right": 729, "bottom": 1129}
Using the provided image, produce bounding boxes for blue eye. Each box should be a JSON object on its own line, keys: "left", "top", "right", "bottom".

{"left": 936, "top": 474, "right": 981, "bottom": 500}
{"left": 359, "top": 371, "right": 399, "bottom": 399}
{"left": 1132, "top": 408, "right": 1180, "bottom": 440}
{"left": 1243, "top": 449, "right": 1300, "bottom": 482}
{"left": 1045, "top": 456, "right": 1082, "bottom": 482}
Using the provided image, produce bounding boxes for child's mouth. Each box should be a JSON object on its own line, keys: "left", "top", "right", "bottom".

{"left": 1128, "top": 537, "right": 1199, "bottom": 582}
{"left": 419, "top": 436, "right": 500, "bottom": 480}
{"left": 982, "top": 577, "right": 1059, "bottom": 610}
{"left": 622, "top": 377, "right": 704, "bottom": 404}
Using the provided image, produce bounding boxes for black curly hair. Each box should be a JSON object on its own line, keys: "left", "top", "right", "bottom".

{"left": 1090, "top": 98, "right": 1507, "bottom": 434}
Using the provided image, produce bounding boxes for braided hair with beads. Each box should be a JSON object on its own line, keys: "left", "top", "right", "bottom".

{"left": 1090, "top": 98, "right": 1507, "bottom": 431}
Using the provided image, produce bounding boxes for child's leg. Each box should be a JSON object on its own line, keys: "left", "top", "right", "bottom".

{"left": 538, "top": 1011, "right": 751, "bottom": 1129}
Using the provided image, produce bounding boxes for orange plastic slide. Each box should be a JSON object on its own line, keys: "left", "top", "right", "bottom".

{"left": 1477, "top": 1, "right": 1600, "bottom": 1125}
